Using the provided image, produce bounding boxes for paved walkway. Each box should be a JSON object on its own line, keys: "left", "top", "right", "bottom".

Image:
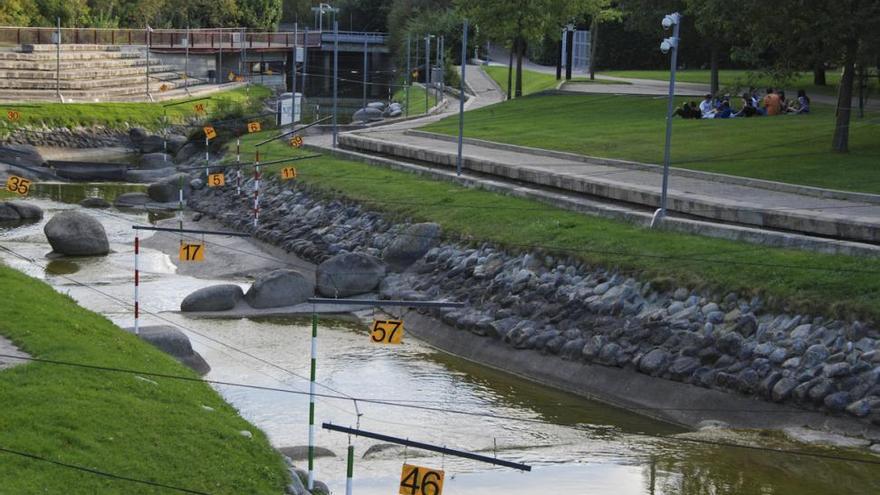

{"left": 324, "top": 64, "right": 880, "bottom": 244}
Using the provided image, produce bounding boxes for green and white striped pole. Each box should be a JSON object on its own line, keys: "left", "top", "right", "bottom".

{"left": 346, "top": 444, "right": 354, "bottom": 495}
{"left": 308, "top": 312, "right": 317, "bottom": 490}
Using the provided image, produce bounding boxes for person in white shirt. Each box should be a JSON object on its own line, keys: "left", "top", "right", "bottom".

{"left": 699, "top": 94, "right": 716, "bottom": 119}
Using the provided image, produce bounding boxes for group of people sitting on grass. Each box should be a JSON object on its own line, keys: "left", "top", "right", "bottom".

{"left": 674, "top": 88, "right": 811, "bottom": 119}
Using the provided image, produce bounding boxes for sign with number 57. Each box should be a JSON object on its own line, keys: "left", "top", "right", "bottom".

{"left": 371, "top": 319, "right": 404, "bottom": 344}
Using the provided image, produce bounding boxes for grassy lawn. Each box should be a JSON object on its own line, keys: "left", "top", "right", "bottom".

{"left": 227, "top": 130, "right": 880, "bottom": 322}
{"left": 483, "top": 66, "right": 620, "bottom": 96}
{"left": 422, "top": 93, "right": 880, "bottom": 194}
{"left": 0, "top": 265, "right": 289, "bottom": 494}
{"left": 0, "top": 86, "right": 271, "bottom": 134}
{"left": 600, "top": 69, "right": 878, "bottom": 97}
{"left": 392, "top": 85, "right": 437, "bottom": 116}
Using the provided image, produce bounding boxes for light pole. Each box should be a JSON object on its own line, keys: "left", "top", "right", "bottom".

{"left": 651, "top": 12, "right": 681, "bottom": 229}
{"left": 424, "top": 34, "right": 435, "bottom": 114}
{"left": 311, "top": 3, "right": 336, "bottom": 33}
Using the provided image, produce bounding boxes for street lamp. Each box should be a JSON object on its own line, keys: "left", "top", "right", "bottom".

{"left": 651, "top": 12, "right": 681, "bottom": 229}
{"left": 312, "top": 3, "right": 338, "bottom": 32}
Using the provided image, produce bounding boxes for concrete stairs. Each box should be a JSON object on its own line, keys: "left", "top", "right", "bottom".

{"left": 0, "top": 44, "right": 203, "bottom": 102}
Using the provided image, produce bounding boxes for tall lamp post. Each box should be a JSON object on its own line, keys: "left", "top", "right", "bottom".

{"left": 651, "top": 12, "right": 681, "bottom": 229}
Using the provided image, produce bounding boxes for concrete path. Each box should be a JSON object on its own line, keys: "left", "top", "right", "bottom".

{"left": 307, "top": 61, "right": 880, "bottom": 245}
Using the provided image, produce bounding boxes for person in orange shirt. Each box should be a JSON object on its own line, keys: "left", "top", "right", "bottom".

{"left": 763, "top": 87, "right": 782, "bottom": 116}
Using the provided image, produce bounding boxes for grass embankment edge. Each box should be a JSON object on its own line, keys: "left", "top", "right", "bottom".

{"left": 0, "top": 264, "right": 289, "bottom": 494}
{"left": 227, "top": 131, "right": 880, "bottom": 323}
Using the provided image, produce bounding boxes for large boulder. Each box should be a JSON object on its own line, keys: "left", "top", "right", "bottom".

{"left": 129, "top": 127, "right": 148, "bottom": 146}
{"left": 140, "top": 153, "right": 173, "bottom": 170}
{"left": 147, "top": 173, "right": 191, "bottom": 203}
{"left": 43, "top": 210, "right": 109, "bottom": 256}
{"left": 0, "top": 145, "right": 56, "bottom": 180}
{"left": 139, "top": 134, "right": 166, "bottom": 154}
{"left": 6, "top": 201, "right": 43, "bottom": 220}
{"left": 244, "top": 270, "right": 314, "bottom": 309}
{"left": 127, "top": 325, "right": 210, "bottom": 375}
{"left": 181, "top": 284, "right": 244, "bottom": 312}
{"left": 383, "top": 223, "right": 442, "bottom": 271}
{"left": 175, "top": 142, "right": 202, "bottom": 163}
{"left": 0, "top": 203, "right": 21, "bottom": 222}
{"left": 114, "top": 192, "right": 151, "bottom": 208}
{"left": 79, "top": 196, "right": 111, "bottom": 208}
{"left": 316, "top": 253, "right": 385, "bottom": 297}
{"left": 166, "top": 134, "right": 188, "bottom": 154}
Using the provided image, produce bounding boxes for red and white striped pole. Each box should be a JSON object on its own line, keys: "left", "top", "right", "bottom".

{"left": 204, "top": 136, "right": 210, "bottom": 176}
{"left": 134, "top": 234, "right": 140, "bottom": 335}
{"left": 236, "top": 136, "right": 241, "bottom": 195}
{"left": 253, "top": 149, "right": 261, "bottom": 228}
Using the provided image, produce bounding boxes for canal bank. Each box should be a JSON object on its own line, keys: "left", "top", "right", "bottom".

{"left": 189, "top": 169, "right": 880, "bottom": 439}
{"left": 2, "top": 185, "right": 880, "bottom": 494}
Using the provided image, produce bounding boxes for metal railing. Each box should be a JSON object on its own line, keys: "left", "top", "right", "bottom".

{"left": 320, "top": 31, "right": 388, "bottom": 45}
{"left": 0, "top": 26, "right": 323, "bottom": 50}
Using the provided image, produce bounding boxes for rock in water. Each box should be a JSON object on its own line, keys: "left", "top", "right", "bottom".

{"left": 6, "top": 201, "right": 43, "bottom": 220}
{"left": 279, "top": 445, "right": 336, "bottom": 460}
{"left": 147, "top": 173, "right": 191, "bottom": 203}
{"left": 181, "top": 284, "right": 244, "bottom": 312}
{"left": 383, "top": 222, "right": 442, "bottom": 271}
{"left": 79, "top": 197, "right": 111, "bottom": 208}
{"left": 43, "top": 210, "right": 109, "bottom": 256}
{"left": 139, "top": 134, "right": 166, "bottom": 154}
{"left": 244, "top": 270, "right": 314, "bottom": 308}
{"left": 316, "top": 253, "right": 386, "bottom": 297}
{"left": 126, "top": 325, "right": 210, "bottom": 375}
{"left": 140, "top": 152, "right": 173, "bottom": 170}
{"left": 113, "top": 192, "right": 151, "bottom": 208}
{"left": 0, "top": 203, "right": 21, "bottom": 222}
{"left": 166, "top": 134, "right": 188, "bottom": 154}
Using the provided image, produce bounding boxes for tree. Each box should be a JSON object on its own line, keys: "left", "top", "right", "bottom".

{"left": 0, "top": 0, "right": 37, "bottom": 26}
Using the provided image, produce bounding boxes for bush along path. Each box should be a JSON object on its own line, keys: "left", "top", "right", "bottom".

{"left": 189, "top": 170, "right": 880, "bottom": 433}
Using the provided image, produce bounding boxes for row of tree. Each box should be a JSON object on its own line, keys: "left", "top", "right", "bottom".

{"left": 0, "top": 0, "right": 282, "bottom": 30}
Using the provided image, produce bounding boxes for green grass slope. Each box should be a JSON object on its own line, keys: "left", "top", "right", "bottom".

{"left": 422, "top": 93, "right": 880, "bottom": 193}
{"left": 0, "top": 265, "right": 289, "bottom": 494}
{"left": 228, "top": 132, "right": 880, "bottom": 322}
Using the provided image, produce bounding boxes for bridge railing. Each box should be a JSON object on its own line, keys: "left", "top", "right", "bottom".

{"left": 321, "top": 31, "right": 388, "bottom": 45}
{"left": 0, "top": 26, "right": 323, "bottom": 49}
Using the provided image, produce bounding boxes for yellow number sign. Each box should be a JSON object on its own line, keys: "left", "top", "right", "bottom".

{"left": 204, "top": 126, "right": 217, "bottom": 140}
{"left": 371, "top": 319, "right": 404, "bottom": 344}
{"left": 399, "top": 464, "right": 444, "bottom": 495}
{"left": 179, "top": 243, "right": 205, "bottom": 262}
{"left": 7, "top": 110, "right": 20, "bottom": 121}
{"left": 280, "top": 167, "right": 297, "bottom": 181}
{"left": 289, "top": 135, "right": 303, "bottom": 148}
{"left": 208, "top": 173, "right": 225, "bottom": 187}
{"left": 247, "top": 121, "right": 262, "bottom": 133}
{"left": 159, "top": 84, "right": 169, "bottom": 92}
{"left": 194, "top": 103, "right": 206, "bottom": 113}
{"left": 5, "top": 175, "right": 32, "bottom": 196}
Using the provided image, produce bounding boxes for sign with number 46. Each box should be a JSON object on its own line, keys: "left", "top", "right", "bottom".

{"left": 371, "top": 319, "right": 404, "bottom": 344}
{"left": 399, "top": 464, "right": 444, "bottom": 495}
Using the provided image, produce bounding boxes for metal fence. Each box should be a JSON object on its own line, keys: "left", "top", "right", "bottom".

{"left": 0, "top": 27, "right": 322, "bottom": 50}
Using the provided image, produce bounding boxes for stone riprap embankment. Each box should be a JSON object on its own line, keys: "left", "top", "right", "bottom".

{"left": 1, "top": 126, "right": 128, "bottom": 148}
{"left": 190, "top": 174, "right": 880, "bottom": 427}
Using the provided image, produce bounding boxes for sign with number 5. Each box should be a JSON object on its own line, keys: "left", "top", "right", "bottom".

{"left": 399, "top": 464, "right": 444, "bottom": 495}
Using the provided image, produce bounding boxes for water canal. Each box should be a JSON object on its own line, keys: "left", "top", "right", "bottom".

{"left": 1, "top": 183, "right": 878, "bottom": 495}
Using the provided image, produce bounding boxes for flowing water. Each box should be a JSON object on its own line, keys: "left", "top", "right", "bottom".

{"left": 2, "top": 183, "right": 879, "bottom": 495}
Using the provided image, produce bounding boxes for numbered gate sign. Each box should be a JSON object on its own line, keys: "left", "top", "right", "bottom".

{"left": 280, "top": 167, "right": 297, "bottom": 181}
{"left": 247, "top": 121, "right": 262, "bottom": 133}
{"left": 5, "top": 175, "right": 32, "bottom": 196}
{"left": 208, "top": 173, "right": 225, "bottom": 187}
{"left": 179, "top": 242, "right": 205, "bottom": 262}
{"left": 194, "top": 103, "right": 206, "bottom": 113}
{"left": 399, "top": 464, "right": 444, "bottom": 495}
{"left": 203, "top": 126, "right": 217, "bottom": 140}
{"left": 289, "top": 135, "right": 304, "bottom": 148}
{"left": 371, "top": 319, "right": 404, "bottom": 344}
{"left": 7, "top": 110, "right": 20, "bottom": 121}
